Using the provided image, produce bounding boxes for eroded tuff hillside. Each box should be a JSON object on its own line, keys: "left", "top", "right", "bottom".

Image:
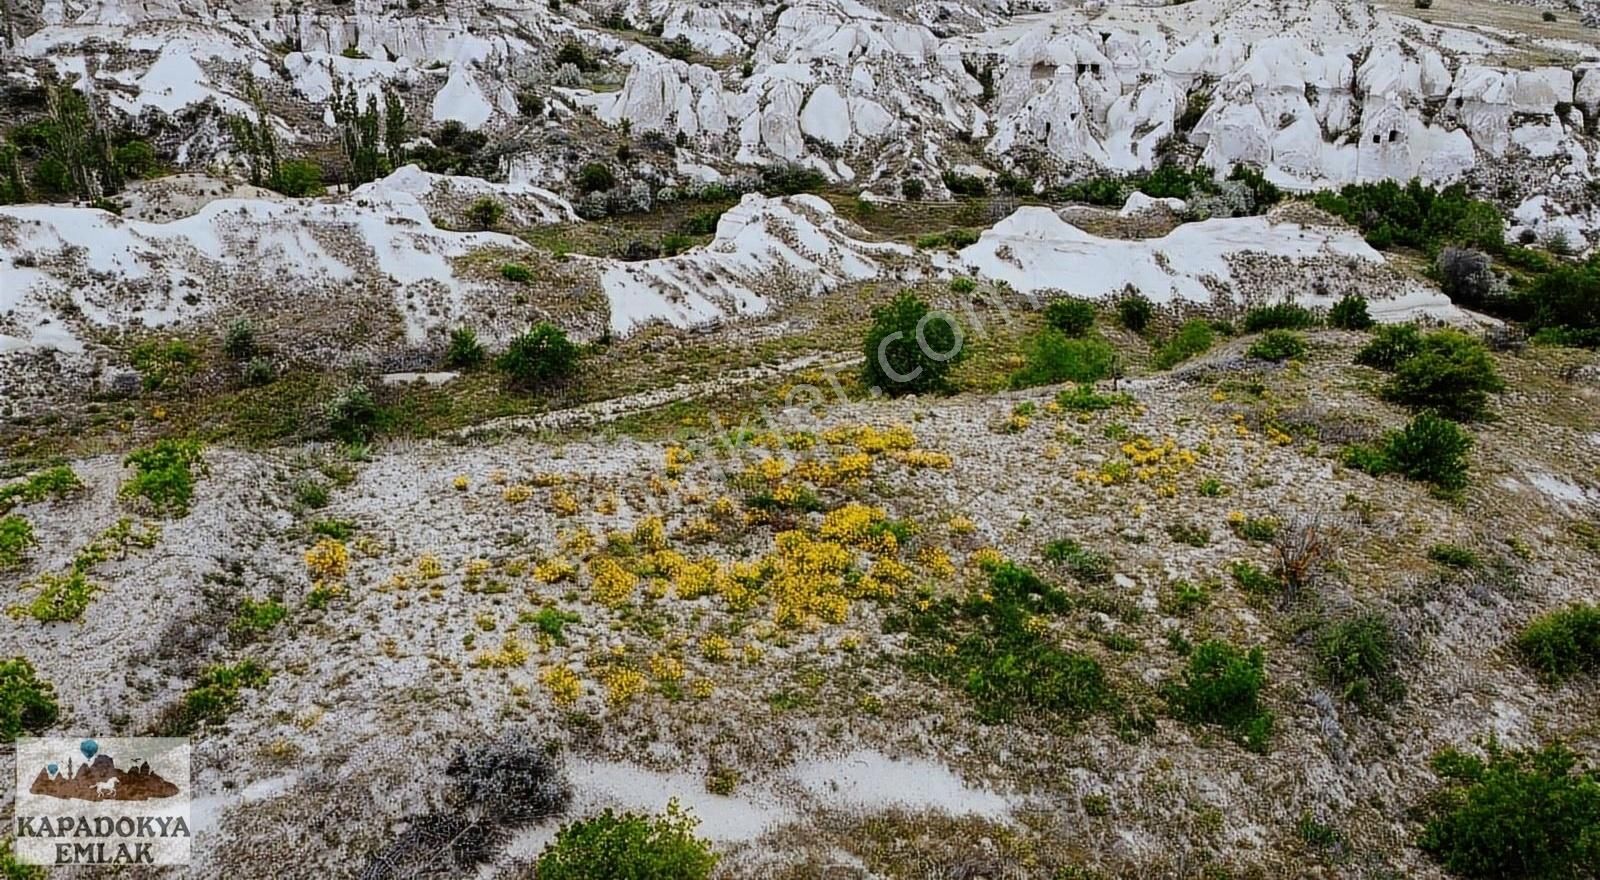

{"left": 1, "top": 325, "right": 1597, "bottom": 878}
{"left": 4, "top": 0, "right": 1600, "bottom": 216}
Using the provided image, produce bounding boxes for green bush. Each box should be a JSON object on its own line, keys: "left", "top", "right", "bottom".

{"left": 130, "top": 337, "right": 200, "bottom": 391}
{"left": 1521, "top": 262, "right": 1600, "bottom": 348}
{"left": 1379, "top": 329, "right": 1504, "bottom": 421}
{"left": 326, "top": 382, "right": 381, "bottom": 442}
{"left": 1247, "top": 330, "right": 1307, "bottom": 362}
{"left": 1345, "top": 411, "right": 1473, "bottom": 493}
{"left": 1152, "top": 318, "right": 1216, "bottom": 369}
{"left": 1316, "top": 614, "right": 1404, "bottom": 708}
{"left": 231, "top": 597, "right": 288, "bottom": 634}
{"left": 578, "top": 162, "right": 616, "bottom": 193}
{"left": 0, "top": 466, "right": 83, "bottom": 514}
{"left": 1043, "top": 538, "right": 1112, "bottom": 583}
{"left": 466, "top": 196, "right": 504, "bottom": 230}
{"left": 900, "top": 177, "right": 925, "bottom": 200}
{"left": 536, "top": 801, "right": 718, "bottom": 880}
{"left": 171, "top": 660, "right": 271, "bottom": 733}
{"left": 1116, "top": 295, "right": 1154, "bottom": 333}
{"left": 445, "top": 327, "right": 485, "bottom": 369}
{"left": 1242, "top": 301, "right": 1318, "bottom": 332}
{"left": 1009, "top": 331, "right": 1115, "bottom": 389}
{"left": 1516, "top": 604, "right": 1600, "bottom": 681}
{"left": 759, "top": 163, "right": 826, "bottom": 196}
{"left": 914, "top": 228, "right": 979, "bottom": 250}
{"left": 887, "top": 562, "right": 1108, "bottom": 723}
{"left": 114, "top": 140, "right": 157, "bottom": 178}
{"left": 1055, "top": 384, "right": 1133, "bottom": 412}
{"left": 1328, "top": 294, "right": 1375, "bottom": 330}
{"left": 1355, "top": 323, "right": 1423, "bottom": 370}
{"left": 500, "top": 263, "right": 533, "bottom": 283}
{"left": 223, "top": 318, "right": 256, "bottom": 360}
{"left": 243, "top": 358, "right": 275, "bottom": 387}
{"left": 1420, "top": 742, "right": 1600, "bottom": 879}
{"left": 861, "top": 291, "right": 964, "bottom": 395}
{"left": 1311, "top": 179, "right": 1504, "bottom": 254}
{"left": 271, "top": 159, "right": 325, "bottom": 197}
{"left": 1, "top": 656, "right": 59, "bottom": 742}
{"left": 1165, "top": 639, "right": 1274, "bottom": 753}
{"left": 498, "top": 323, "right": 580, "bottom": 390}
{"left": 1427, "top": 543, "right": 1481, "bottom": 570}
{"left": 2, "top": 838, "right": 44, "bottom": 879}
{"left": 121, "top": 439, "right": 205, "bottom": 515}
{"left": 0, "top": 515, "right": 35, "bottom": 570}
{"left": 1043, "top": 298, "right": 1097, "bottom": 336}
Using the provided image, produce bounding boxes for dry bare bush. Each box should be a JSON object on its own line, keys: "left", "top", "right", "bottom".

{"left": 1274, "top": 512, "right": 1348, "bottom": 605}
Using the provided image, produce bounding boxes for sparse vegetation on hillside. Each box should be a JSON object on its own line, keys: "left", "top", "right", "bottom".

{"left": 1, "top": 657, "right": 59, "bottom": 742}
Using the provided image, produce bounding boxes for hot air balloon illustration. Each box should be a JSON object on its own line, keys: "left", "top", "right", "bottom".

{"left": 80, "top": 739, "right": 99, "bottom": 761}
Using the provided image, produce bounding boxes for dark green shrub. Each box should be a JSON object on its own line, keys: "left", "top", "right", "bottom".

{"left": 1311, "top": 179, "right": 1504, "bottom": 254}
{"left": 223, "top": 318, "right": 256, "bottom": 360}
{"left": 1316, "top": 614, "right": 1404, "bottom": 708}
{"left": 1152, "top": 319, "right": 1216, "bottom": 369}
{"left": 114, "top": 140, "right": 157, "bottom": 178}
{"left": 1355, "top": 323, "right": 1423, "bottom": 370}
{"left": 914, "top": 228, "right": 979, "bottom": 250}
{"left": 500, "top": 263, "right": 533, "bottom": 283}
{"left": 1229, "top": 560, "right": 1281, "bottom": 596}
{"left": 1420, "top": 742, "right": 1600, "bottom": 879}
{"left": 555, "top": 42, "right": 598, "bottom": 71}
{"left": 466, "top": 196, "right": 504, "bottom": 230}
{"left": 1352, "top": 411, "right": 1473, "bottom": 493}
{"left": 243, "top": 357, "right": 275, "bottom": 387}
{"left": 121, "top": 439, "right": 205, "bottom": 515}
{"left": 1381, "top": 329, "right": 1504, "bottom": 421}
{"left": 1043, "top": 298, "right": 1097, "bottom": 336}
{"left": 1516, "top": 604, "right": 1600, "bottom": 681}
{"left": 901, "top": 177, "right": 925, "bottom": 200}
{"left": 535, "top": 801, "right": 717, "bottom": 880}
{"left": 577, "top": 162, "right": 616, "bottom": 193}
{"left": 1165, "top": 640, "right": 1274, "bottom": 753}
{"left": 861, "top": 291, "right": 963, "bottom": 395}
{"left": 446, "top": 327, "right": 485, "bottom": 369}
{"left": 886, "top": 562, "right": 1110, "bottom": 723}
{"left": 1, "top": 656, "right": 59, "bottom": 742}
{"left": 1009, "top": 331, "right": 1115, "bottom": 388}
{"left": 326, "top": 382, "right": 381, "bottom": 442}
{"left": 759, "top": 163, "right": 825, "bottom": 196}
{"left": 942, "top": 170, "right": 988, "bottom": 197}
{"left": 1242, "top": 301, "right": 1318, "bottom": 332}
{"left": 1117, "top": 295, "right": 1154, "bottom": 333}
{"left": 1522, "top": 262, "right": 1600, "bottom": 347}
{"left": 0, "top": 515, "right": 35, "bottom": 570}
{"left": 498, "top": 323, "right": 580, "bottom": 390}
{"left": 130, "top": 337, "right": 200, "bottom": 391}
{"left": 1427, "top": 543, "right": 1481, "bottom": 570}
{"left": 271, "top": 159, "right": 324, "bottom": 197}
{"left": 231, "top": 597, "right": 288, "bottom": 634}
{"left": 1328, "top": 294, "right": 1374, "bottom": 330}
{"left": 1055, "top": 384, "right": 1133, "bottom": 412}
{"left": 171, "top": 660, "right": 270, "bottom": 733}
{"left": 1227, "top": 164, "right": 1282, "bottom": 209}
{"left": 1247, "top": 330, "right": 1307, "bottom": 362}
{"left": 1043, "top": 538, "right": 1112, "bottom": 583}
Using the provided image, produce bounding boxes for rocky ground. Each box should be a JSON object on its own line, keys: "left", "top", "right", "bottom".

{"left": 3, "top": 321, "right": 1597, "bottom": 877}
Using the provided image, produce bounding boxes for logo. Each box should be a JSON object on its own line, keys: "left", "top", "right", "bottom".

{"left": 14, "top": 737, "right": 191, "bottom": 865}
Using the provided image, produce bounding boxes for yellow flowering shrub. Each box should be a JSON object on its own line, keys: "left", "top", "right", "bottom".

{"left": 540, "top": 664, "right": 581, "bottom": 707}
{"left": 700, "top": 634, "right": 732, "bottom": 661}
{"left": 648, "top": 653, "right": 684, "bottom": 683}
{"left": 820, "top": 502, "right": 895, "bottom": 553}
{"left": 452, "top": 475, "right": 470, "bottom": 491}
{"left": 690, "top": 677, "right": 715, "bottom": 699}
{"left": 533, "top": 557, "right": 578, "bottom": 584}
{"left": 543, "top": 489, "right": 575, "bottom": 516}
{"left": 602, "top": 667, "right": 648, "bottom": 706}
{"left": 590, "top": 557, "right": 638, "bottom": 607}
{"left": 664, "top": 445, "right": 693, "bottom": 478}
{"left": 671, "top": 557, "right": 723, "bottom": 600}
{"left": 891, "top": 449, "right": 953, "bottom": 469}
{"left": 916, "top": 545, "right": 956, "bottom": 579}
{"left": 632, "top": 516, "right": 668, "bottom": 552}
{"left": 471, "top": 636, "right": 529, "bottom": 669}
{"left": 969, "top": 547, "right": 1004, "bottom": 570}
{"left": 304, "top": 539, "right": 349, "bottom": 580}
{"left": 502, "top": 484, "right": 533, "bottom": 504}
{"left": 948, "top": 515, "right": 976, "bottom": 535}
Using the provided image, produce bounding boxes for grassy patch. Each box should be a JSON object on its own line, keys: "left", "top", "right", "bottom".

{"left": 165, "top": 660, "right": 271, "bottom": 734}
{"left": 121, "top": 439, "right": 205, "bottom": 515}
{"left": 1516, "top": 604, "right": 1600, "bottom": 681}
{"left": 887, "top": 562, "right": 1109, "bottom": 724}
{"left": 1165, "top": 640, "right": 1274, "bottom": 753}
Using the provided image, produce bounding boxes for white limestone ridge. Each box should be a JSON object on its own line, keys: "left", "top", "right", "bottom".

{"left": 8, "top": 0, "right": 1597, "bottom": 191}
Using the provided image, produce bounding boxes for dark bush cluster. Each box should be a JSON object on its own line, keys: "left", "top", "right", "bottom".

{"left": 1009, "top": 331, "right": 1115, "bottom": 389}
{"left": 1165, "top": 640, "right": 1274, "bottom": 753}
{"left": 1312, "top": 179, "right": 1503, "bottom": 253}
{"left": 498, "top": 323, "right": 580, "bottom": 390}
{"left": 1516, "top": 604, "right": 1600, "bottom": 681}
{"left": 1359, "top": 328, "right": 1504, "bottom": 421}
{"left": 2, "top": 656, "right": 59, "bottom": 742}
{"left": 1042, "top": 298, "right": 1097, "bottom": 337}
{"left": 1247, "top": 330, "right": 1307, "bottom": 362}
{"left": 1343, "top": 411, "right": 1474, "bottom": 494}
{"left": 1242, "top": 301, "right": 1319, "bottom": 332}
{"left": 862, "top": 291, "right": 964, "bottom": 395}
{"left": 1420, "top": 742, "right": 1600, "bottom": 879}
{"left": 1315, "top": 614, "right": 1404, "bottom": 708}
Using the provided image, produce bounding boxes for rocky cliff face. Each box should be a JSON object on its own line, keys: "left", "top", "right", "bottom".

{"left": 5, "top": 0, "right": 1597, "bottom": 201}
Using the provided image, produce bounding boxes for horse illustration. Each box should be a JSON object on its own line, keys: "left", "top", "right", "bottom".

{"left": 94, "top": 778, "right": 118, "bottom": 799}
